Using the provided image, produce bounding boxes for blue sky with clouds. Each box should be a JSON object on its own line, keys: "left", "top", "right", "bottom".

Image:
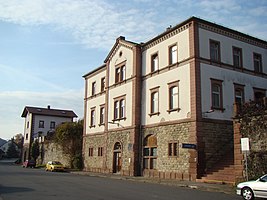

{"left": 0, "top": 0, "right": 267, "bottom": 140}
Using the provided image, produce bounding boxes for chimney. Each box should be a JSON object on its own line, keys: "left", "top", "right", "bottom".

{"left": 47, "top": 105, "right": 51, "bottom": 109}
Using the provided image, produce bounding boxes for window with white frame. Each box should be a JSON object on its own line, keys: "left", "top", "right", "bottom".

{"left": 210, "top": 40, "right": 220, "bottom": 62}
{"left": 169, "top": 44, "right": 177, "bottom": 65}
{"left": 168, "top": 81, "right": 179, "bottom": 112}
{"left": 92, "top": 81, "right": 96, "bottom": 96}
{"left": 115, "top": 62, "right": 126, "bottom": 83}
{"left": 211, "top": 79, "right": 223, "bottom": 110}
{"left": 90, "top": 108, "right": 96, "bottom": 127}
{"left": 233, "top": 47, "right": 242, "bottom": 68}
{"left": 150, "top": 87, "right": 159, "bottom": 115}
{"left": 151, "top": 53, "right": 159, "bottom": 72}
{"left": 101, "top": 77, "right": 105, "bottom": 92}
{"left": 254, "top": 53, "right": 262, "bottom": 73}
{"left": 114, "top": 96, "right": 126, "bottom": 120}
{"left": 234, "top": 84, "right": 245, "bottom": 104}
{"left": 99, "top": 105, "right": 105, "bottom": 125}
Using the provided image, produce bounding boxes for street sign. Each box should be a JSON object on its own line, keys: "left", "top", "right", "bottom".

{"left": 182, "top": 143, "right": 197, "bottom": 149}
{"left": 241, "top": 138, "right": 250, "bottom": 152}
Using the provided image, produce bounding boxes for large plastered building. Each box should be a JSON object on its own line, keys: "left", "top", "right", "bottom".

{"left": 83, "top": 17, "right": 267, "bottom": 182}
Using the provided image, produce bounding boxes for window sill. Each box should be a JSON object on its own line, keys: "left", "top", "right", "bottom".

{"left": 149, "top": 112, "right": 160, "bottom": 117}
{"left": 167, "top": 108, "right": 181, "bottom": 113}
{"left": 211, "top": 107, "right": 225, "bottom": 112}
{"left": 98, "top": 123, "right": 105, "bottom": 127}
{"left": 112, "top": 117, "right": 126, "bottom": 122}
{"left": 89, "top": 125, "right": 96, "bottom": 128}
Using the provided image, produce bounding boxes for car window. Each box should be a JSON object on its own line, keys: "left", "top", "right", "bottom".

{"left": 260, "top": 175, "right": 267, "bottom": 182}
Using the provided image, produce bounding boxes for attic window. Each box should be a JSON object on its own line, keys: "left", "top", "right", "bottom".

{"left": 37, "top": 109, "right": 42, "bottom": 112}
{"left": 119, "top": 51, "right": 122, "bottom": 57}
{"left": 62, "top": 111, "right": 66, "bottom": 114}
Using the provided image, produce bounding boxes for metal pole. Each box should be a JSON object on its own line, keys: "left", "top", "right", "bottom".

{"left": 245, "top": 151, "right": 248, "bottom": 181}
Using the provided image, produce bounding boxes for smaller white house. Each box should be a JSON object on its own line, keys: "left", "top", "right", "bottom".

{"left": 21, "top": 105, "right": 77, "bottom": 161}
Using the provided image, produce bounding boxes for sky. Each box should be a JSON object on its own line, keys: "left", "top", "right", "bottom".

{"left": 0, "top": 0, "right": 267, "bottom": 140}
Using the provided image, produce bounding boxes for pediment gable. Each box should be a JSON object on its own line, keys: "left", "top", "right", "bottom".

{"left": 104, "top": 36, "right": 139, "bottom": 63}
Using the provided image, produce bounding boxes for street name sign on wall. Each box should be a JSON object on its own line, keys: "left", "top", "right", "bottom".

{"left": 182, "top": 143, "right": 197, "bottom": 149}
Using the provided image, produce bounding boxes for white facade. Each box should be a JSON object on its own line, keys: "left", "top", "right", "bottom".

{"left": 21, "top": 106, "right": 77, "bottom": 161}
{"left": 83, "top": 17, "right": 267, "bottom": 179}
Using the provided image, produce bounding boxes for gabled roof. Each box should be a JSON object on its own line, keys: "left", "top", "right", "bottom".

{"left": 104, "top": 36, "right": 139, "bottom": 63}
{"left": 21, "top": 106, "right": 77, "bottom": 118}
{"left": 143, "top": 16, "right": 267, "bottom": 48}
{"left": 83, "top": 64, "right": 106, "bottom": 79}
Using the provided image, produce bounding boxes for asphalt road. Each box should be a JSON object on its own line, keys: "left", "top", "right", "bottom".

{"left": 0, "top": 161, "right": 240, "bottom": 200}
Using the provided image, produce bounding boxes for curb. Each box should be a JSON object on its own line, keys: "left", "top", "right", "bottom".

{"left": 70, "top": 171, "right": 235, "bottom": 195}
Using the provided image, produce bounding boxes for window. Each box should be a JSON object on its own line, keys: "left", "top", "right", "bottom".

{"left": 114, "top": 96, "right": 126, "bottom": 120}
{"left": 50, "top": 121, "right": 56, "bottom": 129}
{"left": 210, "top": 40, "right": 220, "bottom": 62}
{"left": 233, "top": 47, "right": 242, "bottom": 68}
{"left": 254, "top": 53, "right": 262, "bottom": 73}
{"left": 168, "top": 81, "right": 179, "bottom": 112}
{"left": 99, "top": 106, "right": 105, "bottom": 125}
{"left": 234, "top": 84, "right": 245, "bottom": 104}
{"left": 169, "top": 44, "right": 177, "bottom": 64}
{"left": 92, "top": 81, "right": 96, "bottom": 96}
{"left": 150, "top": 87, "right": 159, "bottom": 115}
{"left": 114, "top": 101, "right": 119, "bottom": 119}
{"left": 115, "top": 63, "right": 126, "bottom": 83}
{"left": 26, "top": 133, "right": 28, "bottom": 140}
{"left": 90, "top": 108, "right": 96, "bottom": 127}
{"left": 168, "top": 142, "right": 178, "bottom": 157}
{"left": 143, "top": 135, "right": 157, "bottom": 169}
{"left": 253, "top": 88, "right": 266, "bottom": 102}
{"left": 39, "top": 120, "right": 44, "bottom": 128}
{"left": 98, "top": 147, "right": 103, "bottom": 156}
{"left": 151, "top": 53, "right": 159, "bottom": 72}
{"left": 121, "top": 65, "right": 126, "bottom": 81}
{"left": 88, "top": 148, "right": 93, "bottom": 157}
{"left": 211, "top": 79, "right": 223, "bottom": 110}
{"left": 120, "top": 99, "right": 125, "bottom": 118}
{"left": 101, "top": 77, "right": 105, "bottom": 92}
{"left": 27, "top": 121, "right": 29, "bottom": 129}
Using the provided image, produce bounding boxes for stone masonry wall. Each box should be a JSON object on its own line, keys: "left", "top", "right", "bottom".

{"left": 83, "top": 129, "right": 136, "bottom": 175}
{"left": 200, "top": 120, "right": 233, "bottom": 173}
{"left": 233, "top": 99, "right": 267, "bottom": 180}
{"left": 83, "top": 134, "right": 106, "bottom": 171}
{"left": 39, "top": 142, "right": 71, "bottom": 168}
{"left": 142, "top": 122, "right": 193, "bottom": 179}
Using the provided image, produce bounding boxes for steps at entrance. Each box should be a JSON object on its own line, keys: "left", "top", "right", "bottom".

{"left": 197, "top": 153, "right": 235, "bottom": 185}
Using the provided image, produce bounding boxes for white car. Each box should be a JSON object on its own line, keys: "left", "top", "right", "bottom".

{"left": 236, "top": 174, "right": 267, "bottom": 200}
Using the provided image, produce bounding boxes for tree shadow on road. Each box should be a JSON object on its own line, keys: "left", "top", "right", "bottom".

{"left": 0, "top": 184, "right": 34, "bottom": 194}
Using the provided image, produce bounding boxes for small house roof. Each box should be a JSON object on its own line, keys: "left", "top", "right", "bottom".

{"left": 21, "top": 106, "right": 78, "bottom": 118}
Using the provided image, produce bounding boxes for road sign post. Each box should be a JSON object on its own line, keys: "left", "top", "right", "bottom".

{"left": 241, "top": 138, "right": 250, "bottom": 181}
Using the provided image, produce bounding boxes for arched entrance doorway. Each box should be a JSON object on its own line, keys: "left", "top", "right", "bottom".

{"left": 113, "top": 142, "right": 122, "bottom": 173}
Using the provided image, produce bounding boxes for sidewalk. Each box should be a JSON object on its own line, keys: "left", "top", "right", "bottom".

{"left": 70, "top": 171, "right": 235, "bottom": 195}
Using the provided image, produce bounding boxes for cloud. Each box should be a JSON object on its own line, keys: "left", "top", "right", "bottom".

{"left": 0, "top": 0, "right": 157, "bottom": 49}
{"left": 0, "top": 0, "right": 266, "bottom": 51}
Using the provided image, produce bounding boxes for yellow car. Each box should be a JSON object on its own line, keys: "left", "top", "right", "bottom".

{"left": 45, "top": 161, "right": 65, "bottom": 172}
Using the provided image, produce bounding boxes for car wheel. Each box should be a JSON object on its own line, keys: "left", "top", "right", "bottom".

{"left": 242, "top": 187, "right": 254, "bottom": 200}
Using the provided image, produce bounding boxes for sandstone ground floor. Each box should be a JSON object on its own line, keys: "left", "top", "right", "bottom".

{"left": 83, "top": 119, "right": 233, "bottom": 181}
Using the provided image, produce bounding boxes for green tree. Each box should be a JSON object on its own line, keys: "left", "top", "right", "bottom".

{"left": 54, "top": 120, "right": 83, "bottom": 169}
{"left": 31, "top": 140, "right": 40, "bottom": 161}
{"left": 6, "top": 138, "right": 19, "bottom": 158}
